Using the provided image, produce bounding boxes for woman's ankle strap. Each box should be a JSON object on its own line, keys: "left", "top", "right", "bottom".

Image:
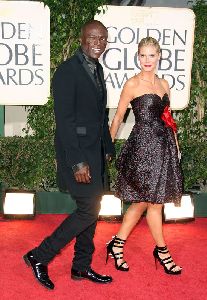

{"left": 156, "top": 245, "right": 168, "bottom": 252}
{"left": 114, "top": 236, "right": 126, "bottom": 242}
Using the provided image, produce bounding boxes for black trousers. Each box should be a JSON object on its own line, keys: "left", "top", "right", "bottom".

{"left": 32, "top": 195, "right": 101, "bottom": 271}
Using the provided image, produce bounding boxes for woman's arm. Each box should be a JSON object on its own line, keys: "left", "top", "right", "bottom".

{"left": 110, "top": 80, "right": 134, "bottom": 142}
{"left": 161, "top": 79, "right": 181, "bottom": 159}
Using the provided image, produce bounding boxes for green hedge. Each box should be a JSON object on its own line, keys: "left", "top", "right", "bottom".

{"left": 0, "top": 136, "right": 56, "bottom": 190}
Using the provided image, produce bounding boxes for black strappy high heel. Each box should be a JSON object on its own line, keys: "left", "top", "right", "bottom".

{"left": 153, "top": 245, "right": 182, "bottom": 275}
{"left": 106, "top": 236, "right": 129, "bottom": 271}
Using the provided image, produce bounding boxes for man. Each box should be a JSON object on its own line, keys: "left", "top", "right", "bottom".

{"left": 23, "top": 20, "right": 115, "bottom": 290}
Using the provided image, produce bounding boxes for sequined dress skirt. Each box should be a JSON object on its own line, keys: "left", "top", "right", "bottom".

{"left": 114, "top": 121, "right": 183, "bottom": 205}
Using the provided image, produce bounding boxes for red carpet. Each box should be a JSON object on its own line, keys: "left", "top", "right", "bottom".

{"left": 1, "top": 215, "right": 207, "bottom": 300}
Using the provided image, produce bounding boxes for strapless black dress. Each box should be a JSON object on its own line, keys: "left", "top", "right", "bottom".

{"left": 114, "top": 93, "right": 182, "bottom": 205}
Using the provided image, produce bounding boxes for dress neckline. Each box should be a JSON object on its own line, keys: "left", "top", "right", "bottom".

{"left": 131, "top": 93, "right": 168, "bottom": 103}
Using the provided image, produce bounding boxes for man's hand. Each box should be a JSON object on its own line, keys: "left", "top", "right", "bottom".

{"left": 74, "top": 165, "right": 91, "bottom": 183}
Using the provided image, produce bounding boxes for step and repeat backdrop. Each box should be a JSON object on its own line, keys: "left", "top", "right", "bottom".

{"left": 0, "top": 2, "right": 195, "bottom": 110}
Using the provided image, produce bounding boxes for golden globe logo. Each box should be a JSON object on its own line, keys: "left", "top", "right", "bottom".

{"left": 96, "top": 6, "right": 195, "bottom": 110}
{"left": 103, "top": 27, "right": 186, "bottom": 90}
{"left": 0, "top": 22, "right": 44, "bottom": 86}
{"left": 0, "top": 1, "right": 50, "bottom": 105}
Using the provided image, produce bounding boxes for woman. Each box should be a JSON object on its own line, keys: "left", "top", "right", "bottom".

{"left": 106, "top": 37, "right": 182, "bottom": 275}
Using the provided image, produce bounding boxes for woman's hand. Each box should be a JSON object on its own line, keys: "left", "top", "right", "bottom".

{"left": 178, "top": 150, "right": 181, "bottom": 162}
{"left": 174, "top": 133, "right": 181, "bottom": 162}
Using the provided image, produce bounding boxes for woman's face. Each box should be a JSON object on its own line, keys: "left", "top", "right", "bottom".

{"left": 138, "top": 45, "right": 160, "bottom": 72}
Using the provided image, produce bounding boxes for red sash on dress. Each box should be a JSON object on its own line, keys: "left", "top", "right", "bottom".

{"left": 161, "top": 106, "right": 177, "bottom": 133}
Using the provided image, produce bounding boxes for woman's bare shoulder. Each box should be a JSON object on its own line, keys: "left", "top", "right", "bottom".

{"left": 159, "top": 77, "right": 170, "bottom": 89}
{"left": 123, "top": 75, "right": 141, "bottom": 90}
{"left": 124, "top": 75, "right": 137, "bottom": 86}
{"left": 119, "top": 75, "right": 140, "bottom": 102}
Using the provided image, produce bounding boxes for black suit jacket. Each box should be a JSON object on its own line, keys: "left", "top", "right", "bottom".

{"left": 52, "top": 48, "right": 114, "bottom": 197}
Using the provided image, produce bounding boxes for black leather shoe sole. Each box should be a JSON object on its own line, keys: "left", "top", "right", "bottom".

{"left": 71, "top": 274, "right": 112, "bottom": 283}
{"left": 71, "top": 274, "right": 85, "bottom": 281}
{"left": 23, "top": 254, "right": 31, "bottom": 267}
{"left": 71, "top": 270, "right": 112, "bottom": 284}
{"left": 23, "top": 254, "right": 54, "bottom": 290}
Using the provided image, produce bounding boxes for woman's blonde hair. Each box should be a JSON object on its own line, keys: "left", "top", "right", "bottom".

{"left": 138, "top": 37, "right": 161, "bottom": 54}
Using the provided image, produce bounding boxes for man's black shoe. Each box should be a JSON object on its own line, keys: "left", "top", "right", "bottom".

{"left": 71, "top": 268, "right": 112, "bottom": 284}
{"left": 23, "top": 251, "right": 54, "bottom": 290}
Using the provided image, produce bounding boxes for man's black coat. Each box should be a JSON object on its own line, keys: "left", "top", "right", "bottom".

{"left": 53, "top": 49, "right": 114, "bottom": 197}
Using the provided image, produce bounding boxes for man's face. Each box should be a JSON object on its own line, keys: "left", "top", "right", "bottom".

{"left": 80, "top": 24, "right": 108, "bottom": 59}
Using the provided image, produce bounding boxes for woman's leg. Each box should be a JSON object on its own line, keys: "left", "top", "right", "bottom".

{"left": 109, "top": 202, "right": 147, "bottom": 268}
{"left": 117, "top": 202, "right": 147, "bottom": 240}
{"left": 146, "top": 203, "right": 181, "bottom": 271}
{"left": 146, "top": 203, "right": 165, "bottom": 246}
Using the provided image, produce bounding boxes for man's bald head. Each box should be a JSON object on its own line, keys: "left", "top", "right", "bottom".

{"left": 80, "top": 20, "right": 107, "bottom": 38}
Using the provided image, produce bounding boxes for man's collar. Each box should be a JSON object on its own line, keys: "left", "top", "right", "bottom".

{"left": 75, "top": 47, "right": 98, "bottom": 65}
